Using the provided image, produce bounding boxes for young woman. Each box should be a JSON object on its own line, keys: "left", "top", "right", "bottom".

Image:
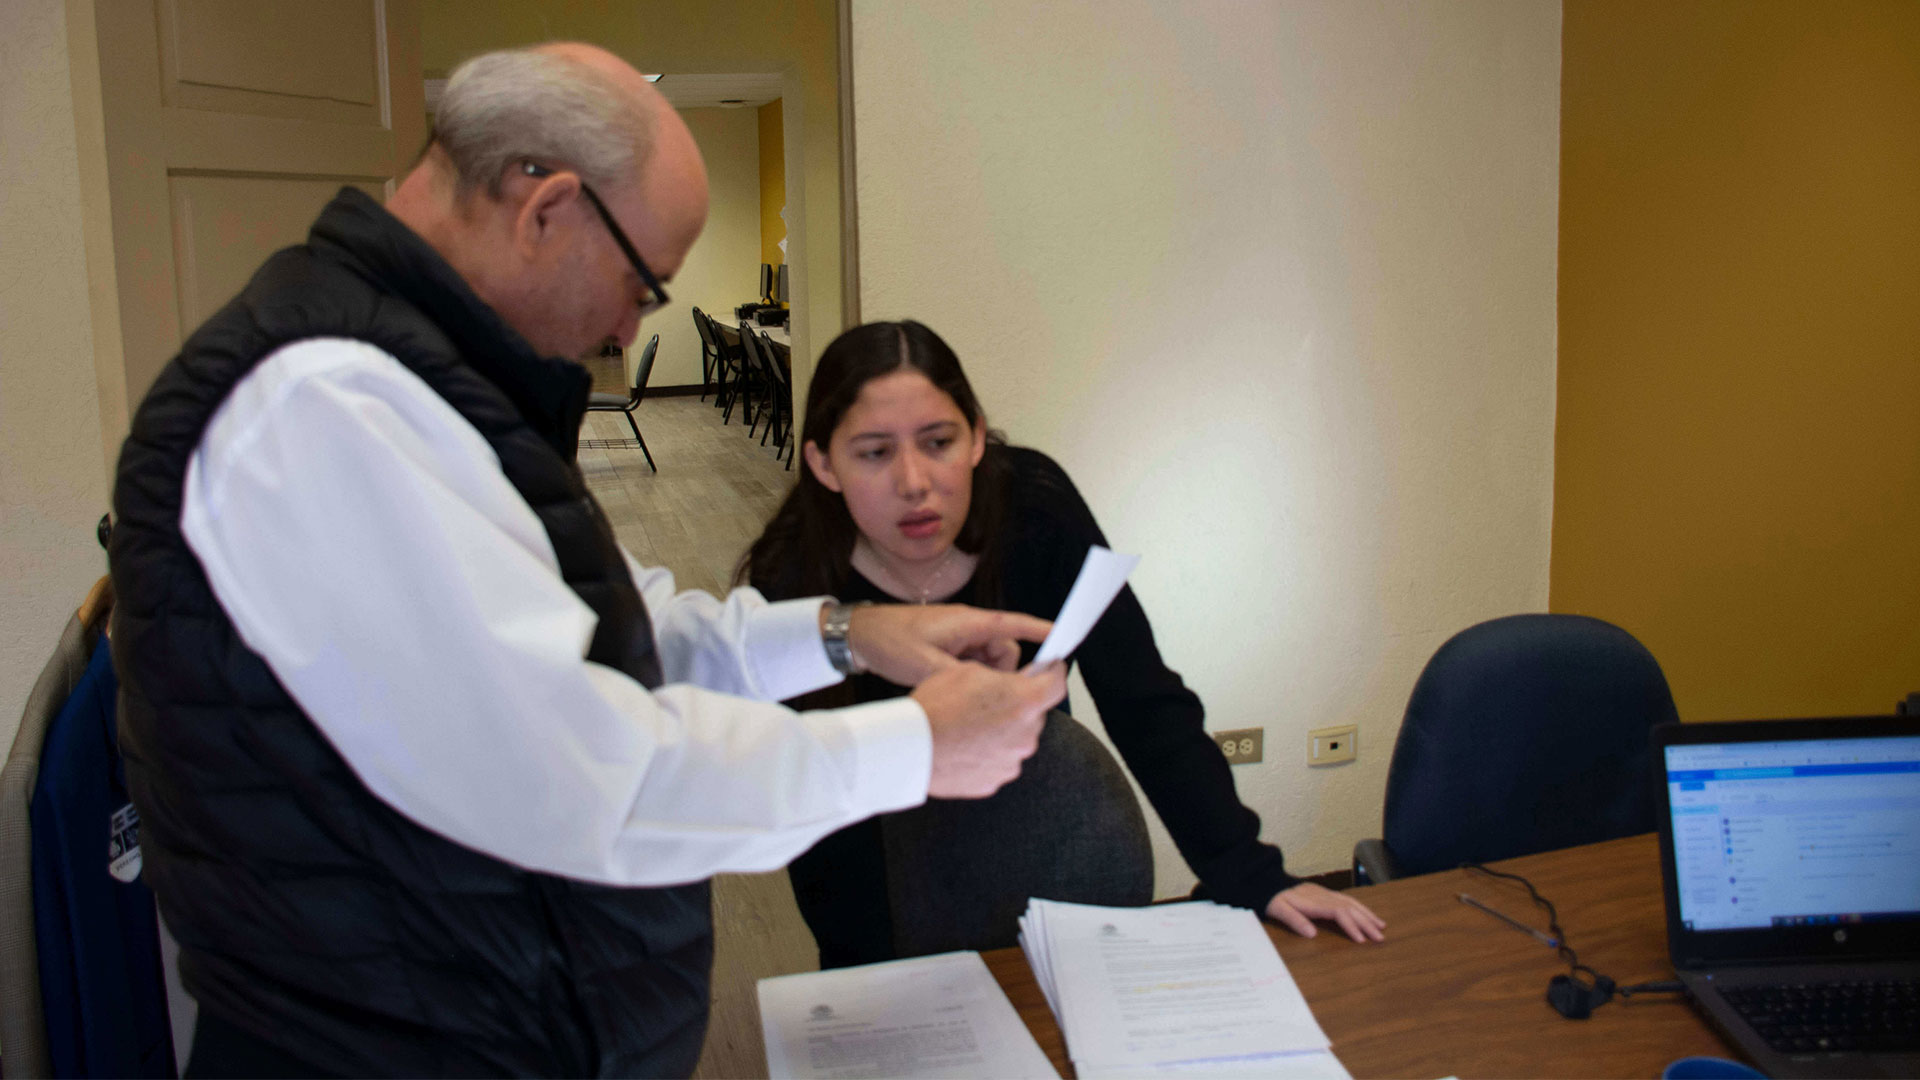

{"left": 741, "top": 321, "right": 1384, "bottom": 967}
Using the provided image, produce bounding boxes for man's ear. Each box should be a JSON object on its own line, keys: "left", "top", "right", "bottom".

{"left": 803, "top": 441, "right": 842, "bottom": 493}
{"left": 512, "top": 171, "right": 580, "bottom": 261}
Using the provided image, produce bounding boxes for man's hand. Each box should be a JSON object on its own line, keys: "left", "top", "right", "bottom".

{"left": 842, "top": 603, "right": 1052, "bottom": 686}
{"left": 1265, "top": 882, "right": 1387, "bottom": 943}
{"left": 912, "top": 662, "right": 1067, "bottom": 798}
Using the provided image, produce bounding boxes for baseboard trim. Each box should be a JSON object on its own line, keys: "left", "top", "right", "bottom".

{"left": 647, "top": 384, "right": 710, "bottom": 398}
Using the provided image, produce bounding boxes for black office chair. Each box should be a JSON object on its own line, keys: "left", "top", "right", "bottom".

{"left": 880, "top": 711, "right": 1153, "bottom": 958}
{"left": 1351, "top": 614, "right": 1678, "bottom": 885}
{"left": 584, "top": 333, "right": 658, "bottom": 472}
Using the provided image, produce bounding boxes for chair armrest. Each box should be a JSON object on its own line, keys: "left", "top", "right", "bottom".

{"left": 1351, "top": 838, "right": 1401, "bottom": 886}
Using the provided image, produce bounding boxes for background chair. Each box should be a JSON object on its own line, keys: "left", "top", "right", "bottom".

{"left": 879, "top": 711, "right": 1153, "bottom": 958}
{"left": 2, "top": 580, "right": 111, "bottom": 1078}
{"left": 714, "top": 321, "right": 752, "bottom": 426}
{"left": 691, "top": 307, "right": 722, "bottom": 403}
{"left": 758, "top": 331, "right": 793, "bottom": 469}
{"left": 584, "top": 333, "right": 658, "bottom": 472}
{"left": 1352, "top": 613, "right": 1678, "bottom": 884}
{"left": 736, "top": 327, "right": 769, "bottom": 439}
{"left": 4, "top": 571, "right": 179, "bottom": 1078}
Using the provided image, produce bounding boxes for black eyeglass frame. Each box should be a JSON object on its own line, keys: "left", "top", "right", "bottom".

{"left": 521, "top": 160, "right": 671, "bottom": 316}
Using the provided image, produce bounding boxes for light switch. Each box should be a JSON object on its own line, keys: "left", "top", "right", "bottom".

{"left": 1309, "top": 725, "right": 1357, "bottom": 766}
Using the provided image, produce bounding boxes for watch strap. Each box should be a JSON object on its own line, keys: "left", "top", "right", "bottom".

{"left": 822, "top": 600, "right": 868, "bottom": 676}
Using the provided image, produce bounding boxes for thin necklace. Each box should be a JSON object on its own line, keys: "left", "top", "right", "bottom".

{"left": 852, "top": 537, "right": 977, "bottom": 604}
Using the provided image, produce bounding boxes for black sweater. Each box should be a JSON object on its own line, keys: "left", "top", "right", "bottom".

{"left": 760, "top": 445, "right": 1297, "bottom": 966}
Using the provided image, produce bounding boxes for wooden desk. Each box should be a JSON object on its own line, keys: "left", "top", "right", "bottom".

{"left": 982, "top": 835, "right": 1738, "bottom": 1078}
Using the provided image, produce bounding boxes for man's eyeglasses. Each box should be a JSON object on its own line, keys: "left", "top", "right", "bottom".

{"left": 521, "top": 160, "right": 671, "bottom": 316}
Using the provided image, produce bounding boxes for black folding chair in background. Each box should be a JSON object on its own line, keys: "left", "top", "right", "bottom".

{"left": 691, "top": 307, "right": 722, "bottom": 403}
{"left": 736, "top": 327, "right": 760, "bottom": 438}
{"left": 715, "top": 321, "right": 752, "bottom": 427}
{"left": 583, "top": 333, "right": 659, "bottom": 472}
{"left": 759, "top": 331, "right": 794, "bottom": 468}
{"left": 733, "top": 324, "right": 768, "bottom": 434}
{"left": 741, "top": 328, "right": 787, "bottom": 445}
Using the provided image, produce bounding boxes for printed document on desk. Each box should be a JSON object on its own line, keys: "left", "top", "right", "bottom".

{"left": 1019, "top": 899, "right": 1346, "bottom": 1077}
{"left": 757, "top": 951, "right": 1058, "bottom": 1079}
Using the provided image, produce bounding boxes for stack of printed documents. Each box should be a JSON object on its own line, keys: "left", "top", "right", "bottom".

{"left": 1018, "top": 899, "right": 1350, "bottom": 1078}
{"left": 758, "top": 951, "right": 1058, "bottom": 1079}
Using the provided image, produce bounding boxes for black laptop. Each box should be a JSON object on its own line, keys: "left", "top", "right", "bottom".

{"left": 1653, "top": 716, "right": 1920, "bottom": 1078}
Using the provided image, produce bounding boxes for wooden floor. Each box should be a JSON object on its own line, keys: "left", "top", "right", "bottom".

{"left": 578, "top": 391, "right": 820, "bottom": 1080}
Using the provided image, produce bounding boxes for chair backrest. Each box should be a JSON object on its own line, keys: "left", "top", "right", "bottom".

{"left": 4, "top": 582, "right": 178, "bottom": 1078}
{"left": 629, "top": 334, "right": 659, "bottom": 399}
{"left": 737, "top": 323, "right": 765, "bottom": 379}
{"left": 690, "top": 306, "right": 718, "bottom": 354}
{"left": 0, "top": 609, "right": 100, "bottom": 1080}
{"left": 759, "top": 334, "right": 787, "bottom": 391}
{"left": 736, "top": 322, "right": 757, "bottom": 361}
{"left": 880, "top": 711, "right": 1153, "bottom": 958}
{"left": 1381, "top": 613, "right": 1678, "bottom": 877}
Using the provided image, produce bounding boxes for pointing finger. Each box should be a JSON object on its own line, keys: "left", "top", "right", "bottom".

{"left": 990, "top": 611, "right": 1053, "bottom": 644}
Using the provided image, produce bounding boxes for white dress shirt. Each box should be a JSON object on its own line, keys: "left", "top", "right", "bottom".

{"left": 179, "top": 337, "right": 931, "bottom": 888}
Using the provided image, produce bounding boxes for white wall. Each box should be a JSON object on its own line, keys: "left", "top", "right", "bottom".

{"left": 1, "top": 0, "right": 111, "bottom": 745}
{"left": 852, "top": 0, "right": 1562, "bottom": 885}
{"left": 649, "top": 106, "right": 763, "bottom": 390}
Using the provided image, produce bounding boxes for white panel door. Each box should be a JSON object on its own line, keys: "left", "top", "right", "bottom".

{"left": 94, "top": 0, "right": 424, "bottom": 422}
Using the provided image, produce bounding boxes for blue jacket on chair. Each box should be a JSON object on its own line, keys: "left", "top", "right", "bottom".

{"left": 30, "top": 641, "right": 175, "bottom": 1078}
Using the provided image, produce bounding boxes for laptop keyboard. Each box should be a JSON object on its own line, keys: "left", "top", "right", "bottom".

{"left": 1723, "top": 980, "right": 1920, "bottom": 1054}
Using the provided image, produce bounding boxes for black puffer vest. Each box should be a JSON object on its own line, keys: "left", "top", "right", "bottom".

{"left": 110, "top": 189, "right": 710, "bottom": 1077}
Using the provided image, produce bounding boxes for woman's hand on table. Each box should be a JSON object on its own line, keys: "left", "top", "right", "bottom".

{"left": 1266, "top": 883, "right": 1387, "bottom": 943}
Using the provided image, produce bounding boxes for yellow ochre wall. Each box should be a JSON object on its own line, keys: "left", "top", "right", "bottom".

{"left": 1553, "top": 0, "right": 1920, "bottom": 722}
{"left": 758, "top": 97, "right": 786, "bottom": 278}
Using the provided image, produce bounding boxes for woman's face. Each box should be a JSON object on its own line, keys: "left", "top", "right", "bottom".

{"left": 804, "top": 369, "right": 987, "bottom": 566}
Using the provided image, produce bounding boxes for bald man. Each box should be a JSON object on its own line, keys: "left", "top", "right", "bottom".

{"left": 109, "top": 44, "right": 1064, "bottom": 1077}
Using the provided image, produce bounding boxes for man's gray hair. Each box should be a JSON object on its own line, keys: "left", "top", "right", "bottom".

{"left": 434, "top": 47, "right": 655, "bottom": 196}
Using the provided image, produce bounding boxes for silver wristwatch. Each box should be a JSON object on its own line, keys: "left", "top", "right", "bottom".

{"left": 821, "top": 601, "right": 869, "bottom": 676}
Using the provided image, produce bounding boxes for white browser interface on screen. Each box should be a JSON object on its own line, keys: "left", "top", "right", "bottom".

{"left": 1665, "top": 735, "right": 1920, "bottom": 932}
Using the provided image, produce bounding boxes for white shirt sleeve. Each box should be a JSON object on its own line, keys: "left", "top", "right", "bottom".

{"left": 623, "top": 548, "right": 844, "bottom": 702}
{"left": 179, "top": 337, "right": 931, "bottom": 887}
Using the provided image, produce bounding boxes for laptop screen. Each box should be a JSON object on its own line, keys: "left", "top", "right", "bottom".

{"left": 1664, "top": 733, "right": 1920, "bottom": 933}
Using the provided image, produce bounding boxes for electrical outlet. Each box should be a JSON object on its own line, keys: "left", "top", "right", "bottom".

{"left": 1308, "top": 725, "right": 1357, "bottom": 766}
{"left": 1216, "top": 728, "right": 1263, "bottom": 765}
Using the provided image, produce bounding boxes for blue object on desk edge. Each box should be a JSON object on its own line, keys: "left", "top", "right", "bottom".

{"left": 1661, "top": 1055, "right": 1768, "bottom": 1079}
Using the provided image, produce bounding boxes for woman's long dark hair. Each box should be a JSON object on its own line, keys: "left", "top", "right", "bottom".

{"left": 738, "top": 320, "right": 1011, "bottom": 605}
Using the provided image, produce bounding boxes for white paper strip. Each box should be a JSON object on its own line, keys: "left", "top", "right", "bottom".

{"left": 1031, "top": 546, "right": 1140, "bottom": 668}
